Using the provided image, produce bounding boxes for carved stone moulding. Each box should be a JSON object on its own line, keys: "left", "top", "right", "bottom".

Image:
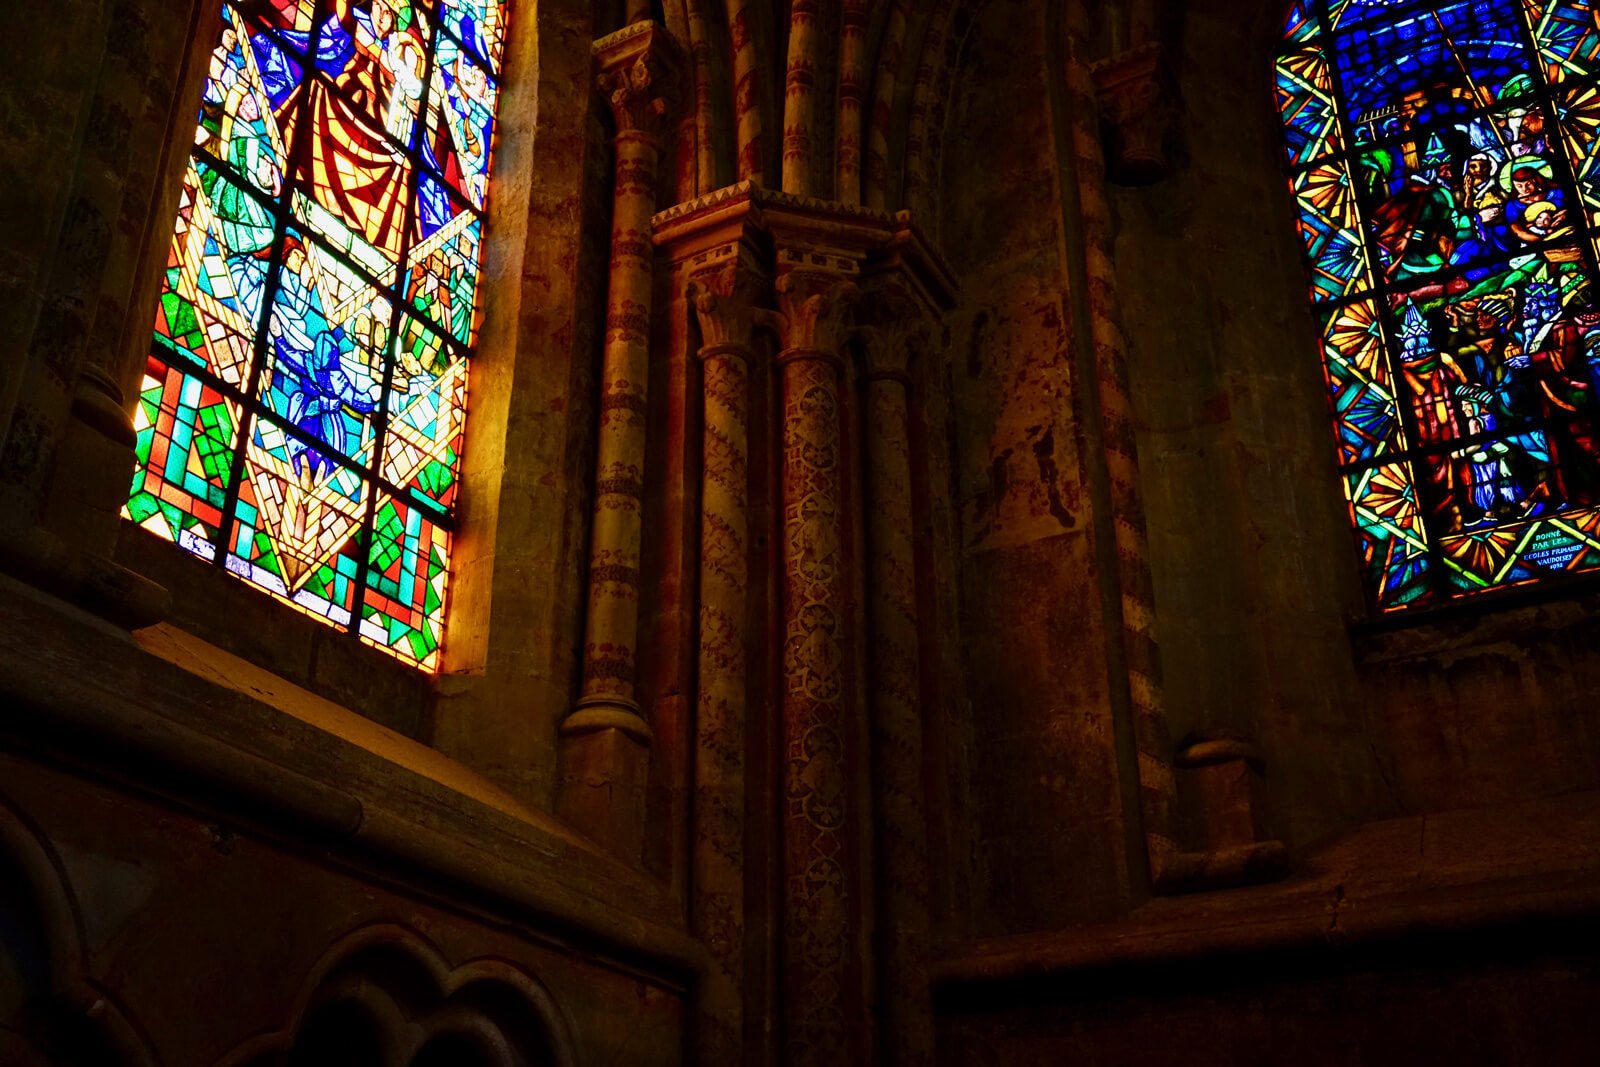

{"left": 1092, "top": 42, "right": 1179, "bottom": 187}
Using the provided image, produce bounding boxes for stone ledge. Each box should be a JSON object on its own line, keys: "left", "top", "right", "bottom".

{"left": 934, "top": 788, "right": 1600, "bottom": 988}
{"left": 0, "top": 574, "right": 705, "bottom": 983}
{"left": 1349, "top": 585, "right": 1600, "bottom": 664}
{"left": 115, "top": 524, "right": 433, "bottom": 739}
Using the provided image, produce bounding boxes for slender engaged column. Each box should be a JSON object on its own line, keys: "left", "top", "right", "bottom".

{"left": 835, "top": 0, "right": 869, "bottom": 203}
{"left": 782, "top": 0, "right": 821, "bottom": 193}
{"left": 858, "top": 294, "right": 934, "bottom": 1067}
{"left": 560, "top": 26, "right": 680, "bottom": 859}
{"left": 687, "top": 247, "right": 768, "bottom": 1064}
{"left": 774, "top": 266, "right": 860, "bottom": 1066}
{"left": 1073, "top": 9, "right": 1181, "bottom": 882}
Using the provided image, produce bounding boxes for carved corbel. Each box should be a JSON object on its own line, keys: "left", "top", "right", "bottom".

{"left": 1092, "top": 42, "right": 1179, "bottom": 186}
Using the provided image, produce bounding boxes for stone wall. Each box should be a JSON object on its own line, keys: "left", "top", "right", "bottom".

{"left": 940, "top": 0, "right": 1141, "bottom": 935}
{"left": 4, "top": 0, "right": 1600, "bottom": 1063}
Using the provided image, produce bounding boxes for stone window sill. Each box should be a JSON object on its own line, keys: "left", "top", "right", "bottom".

{"left": 1348, "top": 576, "right": 1600, "bottom": 663}
{"left": 0, "top": 573, "right": 702, "bottom": 981}
{"left": 114, "top": 524, "right": 433, "bottom": 737}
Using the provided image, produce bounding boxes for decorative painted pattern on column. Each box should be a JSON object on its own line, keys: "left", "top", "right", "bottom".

{"left": 687, "top": 241, "right": 768, "bottom": 1064}
{"left": 782, "top": 0, "right": 821, "bottom": 194}
{"left": 835, "top": 0, "right": 869, "bottom": 204}
{"left": 1063, "top": 9, "right": 1180, "bottom": 880}
{"left": 561, "top": 24, "right": 681, "bottom": 858}
{"left": 858, "top": 284, "right": 934, "bottom": 1067}
{"left": 726, "top": 0, "right": 766, "bottom": 184}
{"left": 775, "top": 263, "right": 859, "bottom": 1066}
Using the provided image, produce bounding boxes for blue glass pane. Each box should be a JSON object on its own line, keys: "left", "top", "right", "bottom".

{"left": 1282, "top": 0, "right": 1600, "bottom": 610}
{"left": 1332, "top": 1, "right": 1534, "bottom": 144}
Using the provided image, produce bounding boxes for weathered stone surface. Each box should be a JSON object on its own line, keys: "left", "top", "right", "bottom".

{"left": 2, "top": 0, "right": 1599, "bottom": 1063}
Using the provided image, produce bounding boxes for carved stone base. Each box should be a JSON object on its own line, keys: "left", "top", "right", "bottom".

{"left": 1153, "top": 736, "right": 1289, "bottom": 894}
{"left": 557, "top": 725, "right": 650, "bottom": 863}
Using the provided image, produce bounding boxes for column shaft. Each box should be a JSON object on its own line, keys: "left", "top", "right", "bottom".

{"left": 782, "top": 0, "right": 820, "bottom": 193}
{"left": 561, "top": 31, "right": 681, "bottom": 858}
{"left": 693, "top": 337, "right": 752, "bottom": 1063}
{"left": 578, "top": 124, "right": 660, "bottom": 730}
{"left": 862, "top": 370, "right": 933, "bottom": 1067}
{"left": 779, "top": 345, "right": 852, "bottom": 1065}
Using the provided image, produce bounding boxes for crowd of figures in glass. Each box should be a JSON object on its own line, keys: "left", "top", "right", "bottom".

{"left": 126, "top": 0, "right": 507, "bottom": 668}
{"left": 1280, "top": 0, "right": 1600, "bottom": 608}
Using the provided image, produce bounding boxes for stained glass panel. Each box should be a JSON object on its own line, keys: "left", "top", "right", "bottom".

{"left": 360, "top": 494, "right": 451, "bottom": 668}
{"left": 1282, "top": 0, "right": 1600, "bottom": 610}
{"left": 125, "top": 0, "right": 509, "bottom": 669}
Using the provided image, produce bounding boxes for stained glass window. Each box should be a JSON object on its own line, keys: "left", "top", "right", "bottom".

{"left": 1279, "top": 0, "right": 1600, "bottom": 610}
{"left": 125, "top": 0, "right": 507, "bottom": 669}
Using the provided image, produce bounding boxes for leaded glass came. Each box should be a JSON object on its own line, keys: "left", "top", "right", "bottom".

{"left": 1279, "top": 0, "right": 1600, "bottom": 609}
{"left": 125, "top": 0, "right": 507, "bottom": 669}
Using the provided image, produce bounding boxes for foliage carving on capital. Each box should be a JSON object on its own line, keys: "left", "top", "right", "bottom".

{"left": 774, "top": 272, "right": 860, "bottom": 356}
{"left": 856, "top": 277, "right": 934, "bottom": 381}
{"left": 1092, "top": 42, "right": 1178, "bottom": 187}
{"left": 600, "top": 50, "right": 679, "bottom": 136}
{"left": 689, "top": 254, "right": 774, "bottom": 353}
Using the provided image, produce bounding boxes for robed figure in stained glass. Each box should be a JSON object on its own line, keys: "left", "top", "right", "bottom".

{"left": 125, "top": 0, "right": 505, "bottom": 669}
{"left": 1278, "top": 0, "right": 1600, "bottom": 608}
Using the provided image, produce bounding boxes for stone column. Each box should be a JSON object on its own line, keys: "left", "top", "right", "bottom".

{"left": 773, "top": 258, "right": 861, "bottom": 1066}
{"left": 559, "top": 24, "right": 680, "bottom": 860}
{"left": 687, "top": 238, "right": 768, "bottom": 1064}
{"left": 858, "top": 281, "right": 934, "bottom": 1067}
{"left": 781, "top": 0, "right": 821, "bottom": 193}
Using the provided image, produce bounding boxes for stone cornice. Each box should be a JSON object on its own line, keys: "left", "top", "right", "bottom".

{"left": 592, "top": 18, "right": 672, "bottom": 61}
{"left": 934, "top": 787, "right": 1600, "bottom": 988}
{"left": 652, "top": 181, "right": 896, "bottom": 231}
{"left": 876, "top": 212, "right": 959, "bottom": 313}
{"left": 0, "top": 574, "right": 705, "bottom": 980}
{"left": 652, "top": 184, "right": 960, "bottom": 309}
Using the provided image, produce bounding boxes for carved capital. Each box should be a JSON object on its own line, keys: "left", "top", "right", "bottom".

{"left": 688, "top": 240, "right": 774, "bottom": 354}
{"left": 594, "top": 23, "right": 683, "bottom": 138}
{"left": 774, "top": 270, "right": 860, "bottom": 357}
{"left": 1092, "top": 42, "right": 1179, "bottom": 186}
{"left": 856, "top": 276, "right": 934, "bottom": 382}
